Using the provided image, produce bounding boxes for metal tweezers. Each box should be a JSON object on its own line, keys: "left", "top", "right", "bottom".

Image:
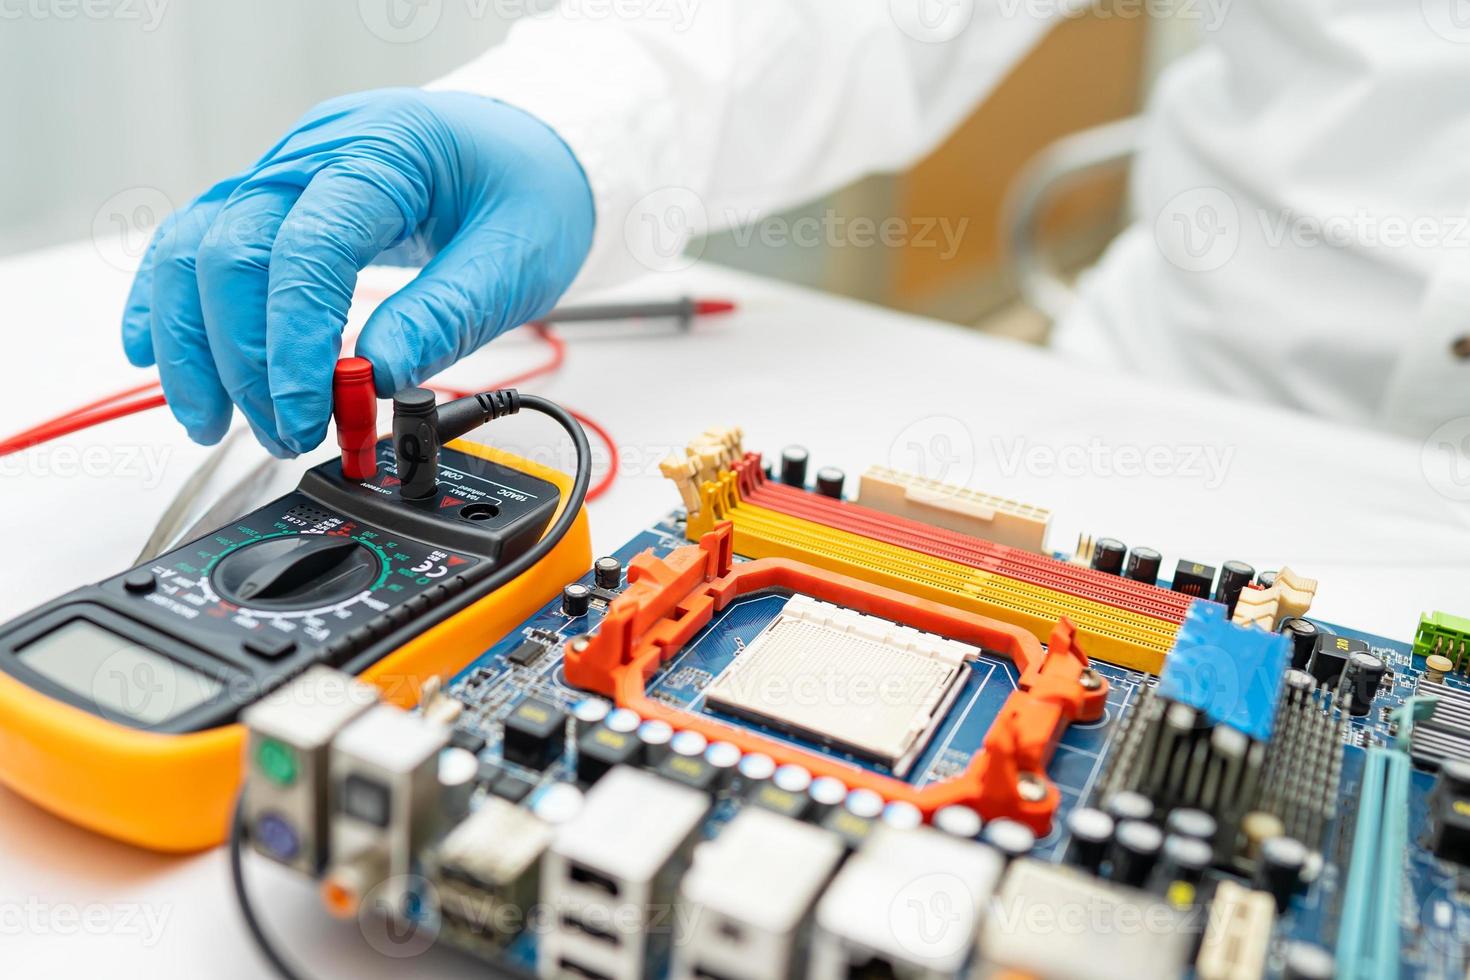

{"left": 134, "top": 429, "right": 280, "bottom": 564}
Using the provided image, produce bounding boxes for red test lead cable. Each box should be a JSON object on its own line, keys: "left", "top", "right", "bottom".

{"left": 0, "top": 389, "right": 166, "bottom": 456}
{"left": 4, "top": 326, "right": 628, "bottom": 504}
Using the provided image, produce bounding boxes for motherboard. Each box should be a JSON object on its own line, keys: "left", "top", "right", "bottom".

{"left": 239, "top": 429, "right": 1470, "bottom": 980}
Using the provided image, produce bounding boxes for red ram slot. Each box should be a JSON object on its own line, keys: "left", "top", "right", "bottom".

{"left": 734, "top": 456, "right": 1191, "bottom": 624}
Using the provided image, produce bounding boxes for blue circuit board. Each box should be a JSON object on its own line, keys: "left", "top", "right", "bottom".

{"left": 441, "top": 513, "right": 1470, "bottom": 978}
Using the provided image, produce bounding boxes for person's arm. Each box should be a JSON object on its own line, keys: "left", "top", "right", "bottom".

{"left": 432, "top": 0, "right": 1058, "bottom": 290}
{"left": 123, "top": 1, "right": 1056, "bottom": 456}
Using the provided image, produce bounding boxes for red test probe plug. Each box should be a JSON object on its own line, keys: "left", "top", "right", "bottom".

{"left": 333, "top": 357, "right": 378, "bottom": 480}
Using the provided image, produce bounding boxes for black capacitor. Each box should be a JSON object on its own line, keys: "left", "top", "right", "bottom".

{"left": 779, "top": 445, "right": 809, "bottom": 487}
{"left": 1255, "top": 836, "right": 1308, "bottom": 912}
{"left": 1124, "top": 547, "right": 1162, "bottom": 586}
{"left": 1280, "top": 617, "right": 1321, "bottom": 671}
{"left": 815, "top": 467, "right": 845, "bottom": 499}
{"left": 1339, "top": 651, "right": 1385, "bottom": 717}
{"left": 1091, "top": 538, "right": 1127, "bottom": 576}
{"left": 1256, "top": 569, "right": 1278, "bottom": 590}
{"left": 1165, "top": 808, "right": 1218, "bottom": 845}
{"left": 1215, "top": 560, "right": 1255, "bottom": 614}
{"left": 1153, "top": 834, "right": 1213, "bottom": 888}
{"left": 562, "top": 583, "right": 591, "bottom": 617}
{"left": 1105, "top": 790, "right": 1154, "bottom": 824}
{"left": 1109, "top": 819, "right": 1163, "bottom": 887}
{"left": 1282, "top": 943, "right": 1335, "bottom": 980}
{"left": 1064, "top": 806, "right": 1114, "bottom": 874}
{"left": 593, "top": 556, "right": 622, "bottom": 590}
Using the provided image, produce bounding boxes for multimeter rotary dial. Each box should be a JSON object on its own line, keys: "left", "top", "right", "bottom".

{"left": 212, "top": 535, "right": 381, "bottom": 610}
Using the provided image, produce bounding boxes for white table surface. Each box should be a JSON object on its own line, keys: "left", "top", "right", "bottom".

{"left": 2, "top": 240, "right": 1468, "bottom": 977}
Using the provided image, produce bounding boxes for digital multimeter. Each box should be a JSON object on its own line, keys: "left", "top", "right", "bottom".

{"left": 0, "top": 437, "right": 590, "bottom": 852}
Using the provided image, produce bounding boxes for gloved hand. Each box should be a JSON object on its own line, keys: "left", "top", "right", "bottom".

{"left": 121, "top": 88, "right": 595, "bottom": 457}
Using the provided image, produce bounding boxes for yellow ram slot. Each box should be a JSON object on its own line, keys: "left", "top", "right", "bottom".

{"left": 688, "top": 474, "right": 1174, "bottom": 673}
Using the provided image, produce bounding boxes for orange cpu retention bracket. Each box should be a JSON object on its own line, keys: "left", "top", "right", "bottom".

{"left": 564, "top": 523, "right": 1108, "bottom": 834}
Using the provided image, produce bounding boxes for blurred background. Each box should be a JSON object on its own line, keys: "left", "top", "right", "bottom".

{"left": 0, "top": 1, "right": 1200, "bottom": 341}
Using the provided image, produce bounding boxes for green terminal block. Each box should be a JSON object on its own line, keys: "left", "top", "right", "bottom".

{"left": 1413, "top": 610, "right": 1470, "bottom": 667}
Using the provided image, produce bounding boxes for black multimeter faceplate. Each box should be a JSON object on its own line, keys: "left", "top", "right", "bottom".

{"left": 0, "top": 441, "right": 560, "bottom": 735}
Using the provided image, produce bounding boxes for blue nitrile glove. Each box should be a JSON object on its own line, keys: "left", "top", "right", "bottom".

{"left": 121, "top": 89, "right": 595, "bottom": 456}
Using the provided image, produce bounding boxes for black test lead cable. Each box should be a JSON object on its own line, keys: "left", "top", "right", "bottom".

{"left": 230, "top": 388, "right": 592, "bottom": 980}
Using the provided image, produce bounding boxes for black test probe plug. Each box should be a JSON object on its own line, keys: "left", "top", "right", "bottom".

{"left": 391, "top": 387, "right": 525, "bottom": 500}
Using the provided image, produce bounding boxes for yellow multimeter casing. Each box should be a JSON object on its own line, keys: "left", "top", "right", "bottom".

{"left": 0, "top": 440, "right": 590, "bottom": 852}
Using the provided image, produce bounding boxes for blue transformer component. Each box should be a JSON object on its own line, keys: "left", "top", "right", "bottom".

{"left": 1156, "top": 600, "right": 1290, "bottom": 742}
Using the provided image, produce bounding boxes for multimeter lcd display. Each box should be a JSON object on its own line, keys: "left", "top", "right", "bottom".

{"left": 18, "top": 621, "right": 222, "bottom": 725}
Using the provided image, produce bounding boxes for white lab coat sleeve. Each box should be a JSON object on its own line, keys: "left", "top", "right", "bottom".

{"left": 428, "top": 1, "right": 1057, "bottom": 293}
